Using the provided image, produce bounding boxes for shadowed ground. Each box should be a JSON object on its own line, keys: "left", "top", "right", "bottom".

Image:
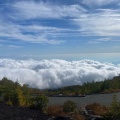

{"left": 0, "top": 103, "right": 50, "bottom": 120}
{"left": 0, "top": 103, "right": 73, "bottom": 120}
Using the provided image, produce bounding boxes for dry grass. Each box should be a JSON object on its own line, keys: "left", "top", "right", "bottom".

{"left": 85, "top": 103, "right": 108, "bottom": 116}
{"left": 47, "top": 105, "right": 86, "bottom": 120}
{"left": 47, "top": 105, "right": 66, "bottom": 116}
{"left": 73, "top": 114, "right": 86, "bottom": 120}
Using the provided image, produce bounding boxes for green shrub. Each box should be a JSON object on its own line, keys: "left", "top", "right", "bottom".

{"left": 63, "top": 100, "right": 77, "bottom": 113}
{"left": 29, "top": 94, "right": 49, "bottom": 112}
{"left": 103, "top": 95, "right": 120, "bottom": 120}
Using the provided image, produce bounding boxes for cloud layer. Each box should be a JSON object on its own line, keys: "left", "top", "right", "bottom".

{"left": 0, "top": 59, "right": 120, "bottom": 89}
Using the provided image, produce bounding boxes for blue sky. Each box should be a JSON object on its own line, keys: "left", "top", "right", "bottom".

{"left": 0, "top": 0, "right": 120, "bottom": 63}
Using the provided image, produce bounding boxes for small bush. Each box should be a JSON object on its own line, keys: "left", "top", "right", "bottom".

{"left": 85, "top": 103, "right": 108, "bottom": 115}
{"left": 47, "top": 105, "right": 65, "bottom": 116}
{"left": 47, "top": 105, "right": 85, "bottom": 120}
{"left": 29, "top": 94, "right": 49, "bottom": 112}
{"left": 103, "top": 95, "right": 120, "bottom": 120}
{"left": 63, "top": 100, "right": 77, "bottom": 113}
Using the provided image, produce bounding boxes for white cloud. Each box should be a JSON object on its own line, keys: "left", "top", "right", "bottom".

{"left": 7, "top": 45, "right": 21, "bottom": 48}
{"left": 1, "top": 0, "right": 120, "bottom": 45}
{"left": 82, "top": 0, "right": 119, "bottom": 7}
{"left": 12, "top": 1, "right": 86, "bottom": 20}
{"left": 73, "top": 9, "right": 120, "bottom": 36}
{"left": 0, "top": 21, "right": 65, "bottom": 44}
{"left": 12, "top": 1, "right": 120, "bottom": 37}
{"left": 87, "top": 37, "right": 120, "bottom": 44}
{"left": 87, "top": 41, "right": 100, "bottom": 44}
{"left": 1, "top": 1, "right": 85, "bottom": 45}
{"left": 0, "top": 59, "right": 120, "bottom": 89}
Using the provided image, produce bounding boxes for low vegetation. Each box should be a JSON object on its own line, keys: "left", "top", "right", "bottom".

{"left": 47, "top": 103, "right": 85, "bottom": 120}
{"left": 47, "top": 105, "right": 64, "bottom": 116}
{"left": 85, "top": 103, "right": 108, "bottom": 116}
{"left": 0, "top": 77, "right": 86, "bottom": 119}
{"left": 84, "top": 96, "right": 120, "bottom": 120}
{"left": 103, "top": 95, "right": 120, "bottom": 120}
{"left": 0, "top": 77, "right": 48, "bottom": 112}
{"left": 1, "top": 77, "right": 120, "bottom": 119}
{"left": 45, "top": 75, "right": 120, "bottom": 95}
{"left": 63, "top": 100, "right": 77, "bottom": 113}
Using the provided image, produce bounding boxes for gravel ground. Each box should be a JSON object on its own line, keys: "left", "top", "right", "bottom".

{"left": 0, "top": 103, "right": 50, "bottom": 120}
{"left": 0, "top": 103, "right": 72, "bottom": 120}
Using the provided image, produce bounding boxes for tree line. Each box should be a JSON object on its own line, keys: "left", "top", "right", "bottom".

{"left": 45, "top": 75, "right": 120, "bottom": 95}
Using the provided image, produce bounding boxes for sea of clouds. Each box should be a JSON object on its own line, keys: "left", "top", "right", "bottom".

{"left": 0, "top": 59, "right": 120, "bottom": 89}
